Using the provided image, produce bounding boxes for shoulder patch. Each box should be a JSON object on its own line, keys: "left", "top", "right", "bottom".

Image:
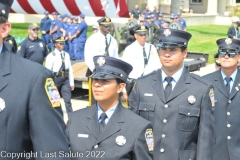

{"left": 45, "top": 78, "right": 61, "bottom": 108}
{"left": 209, "top": 88, "right": 215, "bottom": 107}
{"left": 145, "top": 128, "right": 154, "bottom": 152}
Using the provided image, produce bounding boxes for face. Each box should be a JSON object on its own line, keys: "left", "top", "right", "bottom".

{"left": 162, "top": 22, "right": 169, "bottom": 28}
{"left": 92, "top": 79, "right": 124, "bottom": 102}
{"left": 73, "top": 20, "right": 78, "bottom": 24}
{"left": 134, "top": 33, "right": 147, "bottom": 46}
{"left": 170, "top": 18, "right": 174, "bottom": 22}
{"left": 219, "top": 52, "right": 239, "bottom": 69}
{"left": 67, "top": 19, "right": 73, "bottom": 24}
{"left": 158, "top": 16, "right": 163, "bottom": 20}
{"left": 146, "top": 6, "right": 149, "bottom": 10}
{"left": 52, "top": 14, "right": 57, "bottom": 19}
{"left": 54, "top": 42, "right": 64, "bottom": 51}
{"left": 135, "top": 5, "right": 138, "bottom": 9}
{"left": 0, "top": 22, "right": 11, "bottom": 40}
{"left": 99, "top": 25, "right": 111, "bottom": 35}
{"left": 28, "top": 28, "right": 39, "bottom": 38}
{"left": 159, "top": 47, "right": 187, "bottom": 74}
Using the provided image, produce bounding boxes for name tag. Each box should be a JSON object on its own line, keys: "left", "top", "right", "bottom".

{"left": 144, "top": 93, "right": 153, "bottom": 96}
{"left": 78, "top": 134, "right": 89, "bottom": 138}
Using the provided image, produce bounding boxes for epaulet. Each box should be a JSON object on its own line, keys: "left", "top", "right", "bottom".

{"left": 138, "top": 70, "right": 158, "bottom": 80}
{"left": 190, "top": 73, "right": 210, "bottom": 85}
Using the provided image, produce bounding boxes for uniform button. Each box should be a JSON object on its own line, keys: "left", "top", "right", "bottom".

{"left": 227, "top": 124, "right": 231, "bottom": 127}
{"left": 227, "top": 136, "right": 231, "bottom": 140}
{"left": 187, "top": 112, "right": 190, "bottom": 116}
{"left": 144, "top": 108, "right": 147, "bottom": 111}
{"left": 94, "top": 145, "right": 98, "bottom": 148}
{"left": 162, "top": 134, "right": 166, "bottom": 138}
{"left": 160, "top": 148, "right": 164, "bottom": 153}
{"left": 227, "top": 112, "right": 231, "bottom": 116}
{"left": 163, "top": 119, "right": 167, "bottom": 123}
{"left": 228, "top": 100, "right": 231, "bottom": 103}
{"left": 164, "top": 104, "right": 168, "bottom": 108}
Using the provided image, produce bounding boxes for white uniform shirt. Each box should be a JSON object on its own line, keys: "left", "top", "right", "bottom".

{"left": 45, "top": 49, "right": 74, "bottom": 87}
{"left": 84, "top": 31, "right": 119, "bottom": 71}
{"left": 121, "top": 41, "right": 161, "bottom": 79}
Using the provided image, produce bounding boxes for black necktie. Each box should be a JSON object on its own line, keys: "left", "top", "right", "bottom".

{"left": 225, "top": 77, "right": 232, "bottom": 95}
{"left": 164, "top": 77, "right": 173, "bottom": 99}
{"left": 99, "top": 112, "right": 107, "bottom": 134}
{"left": 105, "top": 37, "right": 109, "bottom": 56}
{"left": 143, "top": 47, "right": 147, "bottom": 67}
{"left": 60, "top": 52, "right": 65, "bottom": 71}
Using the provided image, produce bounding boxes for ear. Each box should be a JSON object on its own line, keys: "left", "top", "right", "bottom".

{"left": 0, "top": 22, "right": 11, "bottom": 39}
{"left": 183, "top": 48, "right": 188, "bottom": 58}
{"left": 117, "top": 83, "right": 125, "bottom": 94}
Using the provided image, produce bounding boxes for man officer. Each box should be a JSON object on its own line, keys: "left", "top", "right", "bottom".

{"left": 129, "top": 29, "right": 214, "bottom": 160}
{"left": 17, "top": 23, "right": 48, "bottom": 65}
{"left": 40, "top": 11, "right": 52, "bottom": 51}
{"left": 0, "top": 0, "right": 70, "bottom": 159}
{"left": 46, "top": 35, "right": 74, "bottom": 119}
{"left": 203, "top": 38, "right": 240, "bottom": 160}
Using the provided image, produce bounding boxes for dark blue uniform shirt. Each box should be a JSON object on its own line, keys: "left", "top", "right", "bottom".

{"left": 17, "top": 37, "right": 48, "bottom": 64}
{"left": 131, "top": 8, "right": 141, "bottom": 19}
{"left": 78, "top": 20, "right": 88, "bottom": 42}
{"left": 56, "top": 21, "right": 64, "bottom": 37}
{"left": 51, "top": 19, "right": 58, "bottom": 37}
{"left": 40, "top": 17, "right": 52, "bottom": 33}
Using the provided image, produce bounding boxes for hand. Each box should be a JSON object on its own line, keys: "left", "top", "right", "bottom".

{"left": 65, "top": 37, "right": 68, "bottom": 40}
{"left": 71, "top": 86, "right": 75, "bottom": 91}
{"left": 42, "top": 31, "right": 46, "bottom": 34}
{"left": 49, "top": 32, "right": 52, "bottom": 35}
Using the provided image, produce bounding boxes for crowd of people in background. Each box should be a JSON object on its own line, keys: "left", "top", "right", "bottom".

{"left": 129, "top": 4, "right": 187, "bottom": 30}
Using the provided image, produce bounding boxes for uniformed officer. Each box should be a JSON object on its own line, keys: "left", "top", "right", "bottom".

{"left": 68, "top": 16, "right": 79, "bottom": 60}
{"left": 49, "top": 11, "right": 58, "bottom": 50}
{"left": 40, "top": 11, "right": 52, "bottom": 51}
{"left": 0, "top": 0, "right": 70, "bottom": 158}
{"left": 17, "top": 23, "right": 48, "bottom": 65}
{"left": 129, "top": 29, "right": 214, "bottom": 160}
{"left": 152, "top": 5, "right": 160, "bottom": 18}
{"left": 77, "top": 13, "right": 88, "bottom": 60}
{"left": 154, "top": 13, "right": 164, "bottom": 27}
{"left": 178, "top": 13, "right": 187, "bottom": 31}
{"left": 203, "top": 38, "right": 240, "bottom": 160}
{"left": 66, "top": 55, "right": 153, "bottom": 160}
{"left": 129, "top": 4, "right": 141, "bottom": 20}
{"left": 144, "top": 15, "right": 151, "bottom": 27}
{"left": 170, "top": 13, "right": 175, "bottom": 23}
{"left": 84, "top": 17, "right": 118, "bottom": 72}
{"left": 121, "top": 25, "right": 161, "bottom": 95}
{"left": 227, "top": 17, "right": 239, "bottom": 39}
{"left": 64, "top": 15, "right": 73, "bottom": 54}
{"left": 46, "top": 35, "right": 74, "bottom": 119}
{"left": 56, "top": 14, "right": 66, "bottom": 38}
{"left": 142, "top": 6, "right": 152, "bottom": 20}
{"left": 3, "top": 34, "right": 17, "bottom": 53}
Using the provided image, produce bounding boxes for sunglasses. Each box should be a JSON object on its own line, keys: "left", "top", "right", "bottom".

{"left": 219, "top": 51, "right": 239, "bottom": 58}
{"left": 32, "top": 28, "right": 39, "bottom": 31}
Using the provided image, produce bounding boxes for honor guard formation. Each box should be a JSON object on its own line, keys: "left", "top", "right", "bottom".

{"left": 2, "top": 0, "right": 240, "bottom": 159}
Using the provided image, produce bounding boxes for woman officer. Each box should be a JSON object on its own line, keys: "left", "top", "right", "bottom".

{"left": 66, "top": 56, "right": 153, "bottom": 160}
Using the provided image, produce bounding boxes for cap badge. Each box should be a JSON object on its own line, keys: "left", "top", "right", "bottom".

{"left": 140, "top": 26, "right": 146, "bottom": 30}
{"left": 120, "top": 74, "right": 123, "bottom": 77}
{"left": 106, "top": 17, "right": 110, "bottom": 22}
{"left": 0, "top": 98, "right": 5, "bottom": 113}
{"left": 2, "top": 10, "right": 5, "bottom": 15}
{"left": 116, "top": 135, "right": 126, "bottom": 146}
{"left": 225, "top": 38, "right": 232, "bottom": 45}
{"left": 164, "top": 29, "right": 171, "bottom": 37}
{"left": 97, "top": 57, "right": 106, "bottom": 67}
{"left": 188, "top": 95, "right": 196, "bottom": 105}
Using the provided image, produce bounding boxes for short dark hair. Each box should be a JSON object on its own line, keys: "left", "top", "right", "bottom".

{"left": 0, "top": 15, "right": 7, "bottom": 24}
{"left": 116, "top": 78, "right": 125, "bottom": 84}
{"left": 180, "top": 47, "right": 187, "bottom": 52}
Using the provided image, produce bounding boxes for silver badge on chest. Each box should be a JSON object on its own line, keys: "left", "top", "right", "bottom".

{"left": 0, "top": 98, "right": 5, "bottom": 112}
{"left": 116, "top": 135, "right": 126, "bottom": 146}
{"left": 188, "top": 95, "right": 196, "bottom": 105}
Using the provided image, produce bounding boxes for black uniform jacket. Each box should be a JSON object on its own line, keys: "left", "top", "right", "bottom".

{"left": 0, "top": 45, "right": 70, "bottom": 160}
{"left": 66, "top": 102, "right": 153, "bottom": 160}
{"left": 203, "top": 69, "right": 240, "bottom": 160}
{"left": 227, "top": 26, "right": 239, "bottom": 38}
{"left": 129, "top": 68, "right": 214, "bottom": 160}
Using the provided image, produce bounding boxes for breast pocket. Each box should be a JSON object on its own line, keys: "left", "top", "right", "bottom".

{"left": 139, "top": 101, "right": 155, "bottom": 124}
{"left": 176, "top": 105, "right": 200, "bottom": 132}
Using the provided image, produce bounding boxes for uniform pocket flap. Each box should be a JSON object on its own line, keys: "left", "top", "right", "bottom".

{"left": 178, "top": 105, "right": 200, "bottom": 117}
{"left": 139, "top": 101, "right": 156, "bottom": 111}
{"left": 179, "top": 150, "right": 196, "bottom": 160}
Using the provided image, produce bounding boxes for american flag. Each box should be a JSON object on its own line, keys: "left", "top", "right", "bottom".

{"left": 101, "top": 0, "right": 109, "bottom": 10}
{"left": 116, "top": 0, "right": 120, "bottom": 15}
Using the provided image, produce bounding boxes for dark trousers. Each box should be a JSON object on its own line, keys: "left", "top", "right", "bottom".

{"left": 42, "top": 34, "right": 51, "bottom": 51}
{"left": 55, "top": 77, "right": 72, "bottom": 118}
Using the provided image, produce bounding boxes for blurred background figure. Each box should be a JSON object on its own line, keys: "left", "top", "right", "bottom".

{"left": 40, "top": 11, "right": 51, "bottom": 51}
{"left": 142, "top": 6, "right": 151, "bottom": 20}
{"left": 227, "top": 17, "right": 240, "bottom": 39}
{"left": 129, "top": 4, "right": 141, "bottom": 20}
{"left": 92, "top": 22, "right": 99, "bottom": 33}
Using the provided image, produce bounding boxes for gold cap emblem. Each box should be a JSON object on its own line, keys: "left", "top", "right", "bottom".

{"left": 97, "top": 57, "right": 106, "bottom": 67}
{"left": 225, "top": 38, "right": 232, "bottom": 45}
{"left": 105, "top": 17, "right": 110, "bottom": 22}
{"left": 140, "top": 26, "right": 146, "bottom": 30}
{"left": 164, "top": 29, "right": 171, "bottom": 37}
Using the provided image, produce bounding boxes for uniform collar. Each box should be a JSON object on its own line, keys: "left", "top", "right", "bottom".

{"left": 221, "top": 68, "right": 238, "bottom": 82}
{"left": 161, "top": 65, "right": 184, "bottom": 83}
{"left": 28, "top": 36, "right": 39, "bottom": 42}
{"left": 0, "top": 43, "right": 3, "bottom": 55}
{"left": 97, "top": 101, "right": 119, "bottom": 121}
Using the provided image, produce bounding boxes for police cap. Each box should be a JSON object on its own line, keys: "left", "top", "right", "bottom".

{"left": 217, "top": 38, "right": 240, "bottom": 52}
{"left": 52, "top": 12, "right": 58, "bottom": 16}
{"left": 97, "top": 17, "right": 112, "bottom": 26}
{"left": 131, "top": 25, "right": 148, "bottom": 35}
{"left": 158, "top": 13, "right": 164, "bottom": 17}
{"left": 156, "top": 29, "right": 192, "bottom": 48}
{"left": 170, "top": 13, "right": 175, "bottom": 19}
{"left": 52, "top": 35, "right": 65, "bottom": 43}
{"left": 90, "top": 56, "right": 133, "bottom": 82}
{"left": 79, "top": 14, "right": 85, "bottom": 18}
{"left": 44, "top": 11, "right": 49, "bottom": 15}
{"left": 0, "top": 0, "right": 13, "bottom": 19}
